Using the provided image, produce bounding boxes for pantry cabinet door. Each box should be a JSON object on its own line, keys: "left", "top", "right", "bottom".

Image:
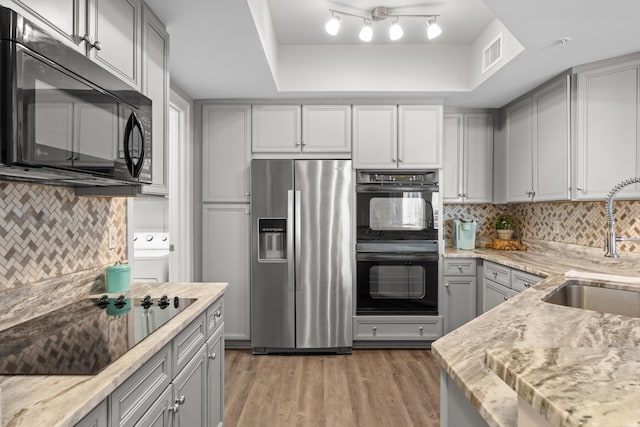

{"left": 202, "top": 205, "right": 251, "bottom": 341}
{"left": 506, "top": 97, "right": 534, "bottom": 202}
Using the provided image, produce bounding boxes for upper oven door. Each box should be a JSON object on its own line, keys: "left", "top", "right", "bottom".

{"left": 15, "top": 45, "right": 140, "bottom": 182}
{"left": 356, "top": 184, "right": 438, "bottom": 241}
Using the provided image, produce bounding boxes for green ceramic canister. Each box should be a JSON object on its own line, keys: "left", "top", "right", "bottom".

{"left": 106, "top": 261, "right": 131, "bottom": 293}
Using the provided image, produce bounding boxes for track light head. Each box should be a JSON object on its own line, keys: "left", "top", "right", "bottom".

{"left": 426, "top": 18, "right": 442, "bottom": 40}
{"left": 359, "top": 20, "right": 373, "bottom": 42}
{"left": 389, "top": 20, "right": 403, "bottom": 41}
{"left": 325, "top": 14, "right": 340, "bottom": 36}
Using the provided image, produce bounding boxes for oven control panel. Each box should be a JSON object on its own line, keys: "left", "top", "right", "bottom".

{"left": 356, "top": 170, "right": 439, "bottom": 185}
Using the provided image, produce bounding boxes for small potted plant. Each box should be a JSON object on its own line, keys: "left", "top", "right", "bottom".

{"left": 495, "top": 216, "right": 516, "bottom": 240}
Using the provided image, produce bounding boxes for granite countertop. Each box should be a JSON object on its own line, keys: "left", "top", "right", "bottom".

{"left": 0, "top": 281, "right": 226, "bottom": 427}
{"left": 433, "top": 240, "right": 640, "bottom": 427}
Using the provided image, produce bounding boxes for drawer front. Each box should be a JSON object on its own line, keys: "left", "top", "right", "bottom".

{"left": 483, "top": 261, "right": 510, "bottom": 287}
{"left": 206, "top": 297, "right": 224, "bottom": 338}
{"left": 173, "top": 313, "right": 207, "bottom": 375}
{"left": 353, "top": 317, "right": 442, "bottom": 341}
{"left": 110, "top": 343, "right": 172, "bottom": 427}
{"left": 511, "top": 269, "right": 543, "bottom": 292}
{"left": 443, "top": 258, "right": 477, "bottom": 276}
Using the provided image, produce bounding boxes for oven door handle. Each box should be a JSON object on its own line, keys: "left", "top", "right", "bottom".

{"left": 356, "top": 252, "right": 439, "bottom": 262}
{"left": 356, "top": 184, "right": 438, "bottom": 193}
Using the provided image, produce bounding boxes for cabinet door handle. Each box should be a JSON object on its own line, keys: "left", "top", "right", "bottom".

{"left": 80, "top": 34, "right": 102, "bottom": 51}
{"left": 445, "top": 283, "right": 449, "bottom": 288}
{"left": 295, "top": 141, "right": 301, "bottom": 146}
{"left": 576, "top": 186, "right": 584, "bottom": 192}
{"left": 391, "top": 158, "right": 397, "bottom": 163}
{"left": 457, "top": 265, "right": 463, "bottom": 272}
{"left": 398, "top": 158, "right": 404, "bottom": 163}
{"left": 215, "top": 310, "right": 222, "bottom": 318}
{"left": 245, "top": 192, "right": 251, "bottom": 197}
{"left": 209, "top": 352, "right": 217, "bottom": 360}
{"left": 493, "top": 271, "right": 498, "bottom": 278}
{"left": 524, "top": 282, "right": 531, "bottom": 288}
{"left": 244, "top": 211, "right": 250, "bottom": 215}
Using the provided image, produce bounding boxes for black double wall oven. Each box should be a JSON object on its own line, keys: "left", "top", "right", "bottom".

{"left": 356, "top": 170, "right": 439, "bottom": 316}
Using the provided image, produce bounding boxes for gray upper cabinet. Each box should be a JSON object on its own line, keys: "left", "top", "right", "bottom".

{"left": 443, "top": 112, "right": 493, "bottom": 203}
{"left": 505, "top": 74, "right": 570, "bottom": 202}
{"left": 201, "top": 104, "right": 252, "bottom": 203}
{"left": 506, "top": 97, "right": 534, "bottom": 202}
{"left": 251, "top": 105, "right": 302, "bottom": 153}
{"left": 3, "top": 0, "right": 142, "bottom": 90}
{"left": 2, "top": 0, "right": 87, "bottom": 52}
{"left": 88, "top": 0, "right": 143, "bottom": 91}
{"left": 141, "top": 3, "right": 169, "bottom": 195}
{"left": 251, "top": 104, "right": 351, "bottom": 156}
{"left": 575, "top": 58, "right": 640, "bottom": 199}
{"left": 353, "top": 104, "right": 442, "bottom": 169}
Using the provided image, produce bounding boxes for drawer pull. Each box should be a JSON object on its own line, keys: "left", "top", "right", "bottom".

{"left": 372, "top": 326, "right": 377, "bottom": 336}
{"left": 524, "top": 282, "right": 531, "bottom": 288}
{"left": 209, "top": 352, "right": 217, "bottom": 360}
{"left": 503, "top": 296, "right": 508, "bottom": 301}
{"left": 419, "top": 326, "right": 424, "bottom": 333}
{"left": 493, "top": 271, "right": 498, "bottom": 278}
{"left": 215, "top": 310, "right": 222, "bottom": 318}
{"left": 457, "top": 265, "right": 463, "bottom": 272}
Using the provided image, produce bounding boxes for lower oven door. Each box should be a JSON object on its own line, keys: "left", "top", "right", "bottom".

{"left": 356, "top": 252, "right": 438, "bottom": 315}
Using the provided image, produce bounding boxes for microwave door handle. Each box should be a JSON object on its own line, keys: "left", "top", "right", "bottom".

{"left": 123, "top": 111, "right": 145, "bottom": 178}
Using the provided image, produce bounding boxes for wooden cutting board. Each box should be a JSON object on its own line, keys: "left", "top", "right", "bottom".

{"left": 486, "top": 238, "right": 528, "bottom": 251}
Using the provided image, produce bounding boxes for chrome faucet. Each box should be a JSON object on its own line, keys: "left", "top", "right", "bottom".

{"left": 604, "top": 177, "right": 640, "bottom": 258}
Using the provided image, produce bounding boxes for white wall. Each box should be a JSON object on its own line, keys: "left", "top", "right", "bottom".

{"left": 277, "top": 44, "right": 470, "bottom": 93}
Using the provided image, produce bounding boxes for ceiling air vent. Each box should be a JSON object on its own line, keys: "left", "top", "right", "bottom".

{"left": 482, "top": 33, "right": 503, "bottom": 74}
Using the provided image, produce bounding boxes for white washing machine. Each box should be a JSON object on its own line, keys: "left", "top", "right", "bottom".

{"left": 133, "top": 232, "right": 170, "bottom": 283}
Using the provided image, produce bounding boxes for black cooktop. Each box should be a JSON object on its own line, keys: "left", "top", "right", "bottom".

{"left": 0, "top": 295, "right": 195, "bottom": 375}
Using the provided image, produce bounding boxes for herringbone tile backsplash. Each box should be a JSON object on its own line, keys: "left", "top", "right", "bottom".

{"left": 444, "top": 200, "right": 640, "bottom": 253}
{"left": 0, "top": 181, "right": 126, "bottom": 290}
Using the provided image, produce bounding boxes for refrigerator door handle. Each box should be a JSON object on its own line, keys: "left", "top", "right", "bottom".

{"left": 295, "top": 190, "right": 302, "bottom": 292}
{"left": 287, "top": 190, "right": 295, "bottom": 292}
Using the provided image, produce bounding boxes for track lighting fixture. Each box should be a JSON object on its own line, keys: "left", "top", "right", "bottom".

{"left": 324, "top": 6, "right": 441, "bottom": 42}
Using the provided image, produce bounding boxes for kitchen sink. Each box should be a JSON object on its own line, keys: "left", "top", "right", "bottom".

{"left": 543, "top": 280, "right": 640, "bottom": 318}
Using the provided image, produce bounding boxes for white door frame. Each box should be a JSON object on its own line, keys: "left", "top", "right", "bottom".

{"left": 168, "top": 88, "right": 193, "bottom": 281}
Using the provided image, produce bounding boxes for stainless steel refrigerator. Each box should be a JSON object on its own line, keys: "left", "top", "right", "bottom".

{"left": 250, "top": 159, "right": 352, "bottom": 354}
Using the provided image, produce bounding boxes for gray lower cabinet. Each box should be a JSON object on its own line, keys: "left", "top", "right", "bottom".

{"left": 442, "top": 258, "right": 477, "bottom": 333}
{"left": 483, "top": 279, "right": 518, "bottom": 312}
{"left": 133, "top": 386, "right": 173, "bottom": 427}
{"left": 440, "top": 369, "right": 489, "bottom": 427}
{"left": 353, "top": 316, "right": 442, "bottom": 342}
{"left": 172, "top": 345, "right": 207, "bottom": 427}
{"left": 75, "top": 399, "right": 108, "bottom": 427}
{"left": 482, "top": 261, "right": 542, "bottom": 313}
{"left": 206, "top": 323, "right": 224, "bottom": 427}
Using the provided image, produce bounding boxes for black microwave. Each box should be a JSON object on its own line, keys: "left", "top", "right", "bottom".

{"left": 0, "top": 6, "right": 152, "bottom": 187}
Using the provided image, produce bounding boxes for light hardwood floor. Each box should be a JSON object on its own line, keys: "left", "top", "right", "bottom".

{"left": 224, "top": 349, "right": 440, "bottom": 427}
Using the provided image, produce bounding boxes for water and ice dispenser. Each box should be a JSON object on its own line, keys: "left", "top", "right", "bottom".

{"left": 258, "top": 218, "right": 287, "bottom": 261}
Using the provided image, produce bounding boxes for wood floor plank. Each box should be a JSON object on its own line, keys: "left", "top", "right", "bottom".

{"left": 224, "top": 349, "right": 440, "bottom": 427}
